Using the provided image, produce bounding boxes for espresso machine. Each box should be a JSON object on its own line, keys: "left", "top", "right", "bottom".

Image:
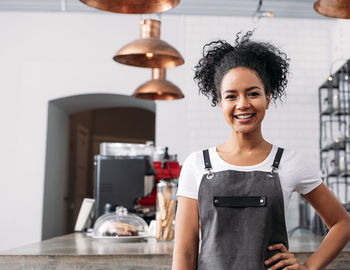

{"left": 94, "top": 142, "right": 155, "bottom": 219}
{"left": 94, "top": 142, "right": 180, "bottom": 221}
{"left": 136, "top": 146, "right": 181, "bottom": 208}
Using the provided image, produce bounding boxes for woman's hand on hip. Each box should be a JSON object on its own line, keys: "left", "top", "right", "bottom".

{"left": 264, "top": 243, "right": 308, "bottom": 270}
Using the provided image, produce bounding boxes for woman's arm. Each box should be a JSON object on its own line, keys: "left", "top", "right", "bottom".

{"left": 172, "top": 196, "right": 200, "bottom": 270}
{"left": 265, "top": 182, "right": 350, "bottom": 270}
{"left": 301, "top": 182, "right": 350, "bottom": 270}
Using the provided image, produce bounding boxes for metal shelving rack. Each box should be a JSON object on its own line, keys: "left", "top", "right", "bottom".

{"left": 319, "top": 59, "right": 350, "bottom": 213}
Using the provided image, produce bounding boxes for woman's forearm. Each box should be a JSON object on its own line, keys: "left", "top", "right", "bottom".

{"left": 303, "top": 219, "right": 350, "bottom": 270}
{"left": 171, "top": 197, "right": 200, "bottom": 270}
{"left": 172, "top": 250, "right": 198, "bottom": 270}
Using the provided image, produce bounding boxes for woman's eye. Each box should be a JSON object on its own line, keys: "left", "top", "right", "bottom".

{"left": 225, "top": 95, "right": 236, "bottom": 99}
{"left": 248, "top": 92, "right": 260, "bottom": 97}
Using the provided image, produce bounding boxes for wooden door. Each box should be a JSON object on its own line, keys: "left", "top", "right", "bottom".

{"left": 73, "top": 124, "right": 90, "bottom": 224}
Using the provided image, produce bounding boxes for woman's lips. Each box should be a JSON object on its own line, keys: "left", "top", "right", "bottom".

{"left": 234, "top": 113, "right": 256, "bottom": 123}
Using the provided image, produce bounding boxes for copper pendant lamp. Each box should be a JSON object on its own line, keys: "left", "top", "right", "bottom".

{"left": 314, "top": 0, "right": 350, "bottom": 18}
{"left": 80, "top": 0, "right": 180, "bottom": 14}
{"left": 114, "top": 19, "right": 184, "bottom": 68}
{"left": 133, "top": 68, "right": 184, "bottom": 100}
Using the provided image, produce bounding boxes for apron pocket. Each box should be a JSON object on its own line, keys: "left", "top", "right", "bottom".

{"left": 213, "top": 196, "right": 267, "bottom": 208}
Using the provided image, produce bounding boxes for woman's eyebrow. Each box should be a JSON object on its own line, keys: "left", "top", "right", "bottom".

{"left": 246, "top": 86, "right": 262, "bottom": 91}
{"left": 223, "top": 86, "right": 262, "bottom": 94}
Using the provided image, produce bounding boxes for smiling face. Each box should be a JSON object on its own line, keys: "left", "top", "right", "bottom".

{"left": 219, "top": 67, "right": 270, "bottom": 135}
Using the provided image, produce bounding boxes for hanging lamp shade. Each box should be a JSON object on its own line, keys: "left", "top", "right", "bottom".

{"left": 80, "top": 0, "right": 180, "bottom": 14}
{"left": 114, "top": 19, "right": 184, "bottom": 68}
{"left": 314, "top": 0, "right": 350, "bottom": 18}
{"left": 133, "top": 68, "right": 184, "bottom": 100}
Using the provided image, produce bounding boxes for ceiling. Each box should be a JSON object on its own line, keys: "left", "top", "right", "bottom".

{"left": 0, "top": 0, "right": 328, "bottom": 19}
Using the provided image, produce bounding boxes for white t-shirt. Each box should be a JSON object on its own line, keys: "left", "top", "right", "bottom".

{"left": 177, "top": 145, "right": 323, "bottom": 216}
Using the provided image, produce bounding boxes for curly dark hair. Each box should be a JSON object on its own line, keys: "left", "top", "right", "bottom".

{"left": 194, "top": 31, "right": 290, "bottom": 107}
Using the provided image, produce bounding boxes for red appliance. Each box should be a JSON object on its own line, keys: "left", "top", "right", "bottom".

{"left": 137, "top": 148, "right": 180, "bottom": 207}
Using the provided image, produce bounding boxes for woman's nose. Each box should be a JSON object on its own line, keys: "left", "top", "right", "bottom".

{"left": 237, "top": 97, "right": 250, "bottom": 109}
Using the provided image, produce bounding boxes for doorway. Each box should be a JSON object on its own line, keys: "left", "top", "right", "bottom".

{"left": 42, "top": 93, "right": 155, "bottom": 240}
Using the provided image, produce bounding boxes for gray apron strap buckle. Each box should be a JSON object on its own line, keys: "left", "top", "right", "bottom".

{"left": 269, "top": 166, "right": 278, "bottom": 177}
{"left": 206, "top": 169, "right": 214, "bottom": 179}
{"left": 269, "top": 147, "right": 284, "bottom": 177}
{"left": 203, "top": 149, "right": 214, "bottom": 179}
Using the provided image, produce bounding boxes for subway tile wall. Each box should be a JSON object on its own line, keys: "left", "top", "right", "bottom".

{"left": 332, "top": 20, "right": 350, "bottom": 67}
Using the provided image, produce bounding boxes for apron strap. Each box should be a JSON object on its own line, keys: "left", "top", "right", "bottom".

{"left": 203, "top": 149, "right": 214, "bottom": 179}
{"left": 272, "top": 147, "right": 284, "bottom": 169}
{"left": 203, "top": 149, "right": 212, "bottom": 170}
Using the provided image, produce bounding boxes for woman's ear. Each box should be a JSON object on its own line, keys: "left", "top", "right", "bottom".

{"left": 219, "top": 98, "right": 223, "bottom": 109}
{"left": 217, "top": 90, "right": 222, "bottom": 109}
{"left": 266, "top": 93, "right": 271, "bottom": 109}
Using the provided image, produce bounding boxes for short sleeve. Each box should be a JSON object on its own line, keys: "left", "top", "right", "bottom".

{"left": 176, "top": 152, "right": 200, "bottom": 200}
{"left": 292, "top": 153, "right": 323, "bottom": 195}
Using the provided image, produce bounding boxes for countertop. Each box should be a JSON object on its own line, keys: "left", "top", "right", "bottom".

{"left": 0, "top": 233, "right": 349, "bottom": 269}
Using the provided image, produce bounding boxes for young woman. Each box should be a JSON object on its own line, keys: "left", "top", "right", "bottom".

{"left": 172, "top": 31, "right": 350, "bottom": 270}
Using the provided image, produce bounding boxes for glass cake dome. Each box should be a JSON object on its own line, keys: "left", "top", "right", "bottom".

{"left": 93, "top": 206, "right": 149, "bottom": 238}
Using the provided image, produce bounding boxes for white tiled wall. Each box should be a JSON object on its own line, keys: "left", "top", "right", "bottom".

{"left": 331, "top": 20, "right": 350, "bottom": 67}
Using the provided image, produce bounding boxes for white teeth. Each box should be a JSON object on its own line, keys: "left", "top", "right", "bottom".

{"left": 236, "top": 114, "right": 254, "bottom": 119}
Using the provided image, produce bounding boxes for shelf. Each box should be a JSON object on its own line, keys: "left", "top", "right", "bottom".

{"left": 321, "top": 108, "right": 349, "bottom": 116}
{"left": 319, "top": 81, "right": 338, "bottom": 89}
{"left": 321, "top": 140, "right": 346, "bottom": 152}
{"left": 327, "top": 170, "right": 350, "bottom": 178}
{"left": 327, "top": 169, "right": 341, "bottom": 177}
{"left": 319, "top": 59, "right": 350, "bottom": 206}
{"left": 333, "top": 109, "right": 350, "bottom": 116}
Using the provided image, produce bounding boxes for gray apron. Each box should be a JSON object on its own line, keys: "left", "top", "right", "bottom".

{"left": 197, "top": 147, "right": 289, "bottom": 270}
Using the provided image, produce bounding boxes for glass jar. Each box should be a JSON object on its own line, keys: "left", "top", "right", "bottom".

{"left": 339, "top": 153, "right": 345, "bottom": 172}
{"left": 156, "top": 179, "right": 177, "bottom": 240}
{"left": 323, "top": 97, "right": 330, "bottom": 113}
{"left": 332, "top": 90, "right": 339, "bottom": 110}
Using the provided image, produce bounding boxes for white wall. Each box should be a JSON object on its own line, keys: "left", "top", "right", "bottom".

{"left": 328, "top": 19, "right": 350, "bottom": 204}
{"left": 42, "top": 103, "right": 69, "bottom": 240}
{"left": 0, "top": 11, "right": 334, "bottom": 250}
{"left": 331, "top": 19, "right": 350, "bottom": 67}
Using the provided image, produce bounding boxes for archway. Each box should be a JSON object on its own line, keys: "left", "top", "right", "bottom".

{"left": 42, "top": 93, "right": 155, "bottom": 240}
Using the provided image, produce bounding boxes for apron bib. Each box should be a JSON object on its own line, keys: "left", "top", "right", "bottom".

{"left": 197, "top": 147, "right": 288, "bottom": 270}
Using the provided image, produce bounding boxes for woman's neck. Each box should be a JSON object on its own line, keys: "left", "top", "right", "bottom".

{"left": 216, "top": 129, "right": 273, "bottom": 166}
{"left": 221, "top": 129, "right": 270, "bottom": 153}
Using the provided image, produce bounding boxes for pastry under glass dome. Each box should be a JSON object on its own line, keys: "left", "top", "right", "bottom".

{"left": 92, "top": 206, "right": 149, "bottom": 238}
